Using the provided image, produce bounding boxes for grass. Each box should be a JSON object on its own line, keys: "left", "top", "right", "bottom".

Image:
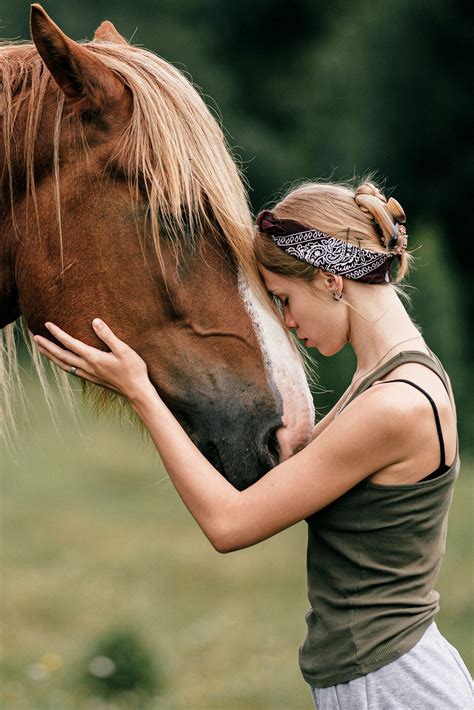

{"left": 1, "top": 379, "right": 473, "bottom": 709}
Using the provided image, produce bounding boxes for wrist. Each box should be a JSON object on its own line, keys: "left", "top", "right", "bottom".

{"left": 128, "top": 380, "right": 161, "bottom": 410}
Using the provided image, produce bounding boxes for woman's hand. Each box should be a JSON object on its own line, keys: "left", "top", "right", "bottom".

{"left": 33, "top": 319, "right": 151, "bottom": 402}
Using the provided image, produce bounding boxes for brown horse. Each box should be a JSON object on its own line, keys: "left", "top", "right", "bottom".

{"left": 0, "top": 5, "right": 314, "bottom": 489}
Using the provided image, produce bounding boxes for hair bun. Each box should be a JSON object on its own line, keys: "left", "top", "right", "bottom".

{"left": 354, "top": 181, "right": 406, "bottom": 248}
{"left": 386, "top": 197, "right": 406, "bottom": 223}
{"left": 354, "top": 181, "right": 386, "bottom": 203}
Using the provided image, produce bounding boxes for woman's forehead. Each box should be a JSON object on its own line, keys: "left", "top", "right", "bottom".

{"left": 258, "top": 266, "right": 291, "bottom": 292}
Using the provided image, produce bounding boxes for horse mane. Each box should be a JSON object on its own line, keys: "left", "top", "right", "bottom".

{"left": 1, "top": 39, "right": 257, "bottom": 269}
{"left": 0, "top": 39, "right": 304, "bottom": 443}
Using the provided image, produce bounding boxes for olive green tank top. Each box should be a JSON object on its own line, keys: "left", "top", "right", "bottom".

{"left": 299, "top": 350, "right": 459, "bottom": 688}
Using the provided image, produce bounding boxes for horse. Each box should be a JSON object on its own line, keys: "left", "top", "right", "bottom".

{"left": 0, "top": 5, "right": 314, "bottom": 490}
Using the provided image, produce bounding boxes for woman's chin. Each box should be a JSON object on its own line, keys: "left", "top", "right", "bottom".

{"left": 320, "top": 342, "right": 346, "bottom": 357}
{"left": 302, "top": 338, "right": 342, "bottom": 356}
{"left": 312, "top": 341, "right": 341, "bottom": 357}
{"left": 304, "top": 339, "right": 322, "bottom": 354}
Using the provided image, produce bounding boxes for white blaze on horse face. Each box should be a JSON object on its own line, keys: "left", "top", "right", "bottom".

{"left": 238, "top": 274, "right": 315, "bottom": 461}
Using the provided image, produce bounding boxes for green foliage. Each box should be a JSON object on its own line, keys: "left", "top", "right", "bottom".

{"left": 80, "top": 626, "right": 161, "bottom": 699}
{"left": 409, "top": 222, "right": 470, "bottom": 435}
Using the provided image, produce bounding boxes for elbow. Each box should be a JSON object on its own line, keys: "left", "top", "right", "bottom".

{"left": 209, "top": 529, "right": 239, "bottom": 554}
{"left": 205, "top": 497, "right": 247, "bottom": 554}
{"left": 211, "top": 538, "right": 234, "bottom": 554}
{"left": 207, "top": 521, "right": 242, "bottom": 554}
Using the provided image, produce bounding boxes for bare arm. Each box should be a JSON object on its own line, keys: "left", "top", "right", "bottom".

{"left": 34, "top": 320, "right": 405, "bottom": 553}
{"left": 129, "top": 380, "right": 403, "bottom": 552}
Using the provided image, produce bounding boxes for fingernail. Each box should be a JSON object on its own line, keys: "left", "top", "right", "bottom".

{"left": 45, "top": 322, "right": 51, "bottom": 328}
{"left": 93, "top": 318, "right": 103, "bottom": 329}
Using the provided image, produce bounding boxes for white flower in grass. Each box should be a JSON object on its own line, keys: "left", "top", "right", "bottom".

{"left": 27, "top": 662, "right": 50, "bottom": 681}
{"left": 88, "top": 655, "right": 116, "bottom": 678}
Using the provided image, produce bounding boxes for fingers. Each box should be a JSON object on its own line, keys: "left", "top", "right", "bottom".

{"left": 92, "top": 319, "right": 126, "bottom": 354}
{"left": 36, "top": 341, "right": 121, "bottom": 392}
{"left": 33, "top": 334, "right": 86, "bottom": 370}
{"left": 44, "top": 322, "right": 96, "bottom": 358}
{"left": 35, "top": 342, "right": 97, "bottom": 383}
{"left": 42, "top": 320, "right": 126, "bottom": 357}
{"left": 33, "top": 319, "right": 142, "bottom": 399}
{"left": 39, "top": 318, "right": 127, "bottom": 359}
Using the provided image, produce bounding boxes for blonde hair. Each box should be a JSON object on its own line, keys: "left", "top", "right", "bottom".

{"left": 254, "top": 175, "right": 413, "bottom": 284}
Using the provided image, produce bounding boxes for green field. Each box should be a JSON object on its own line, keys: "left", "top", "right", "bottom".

{"left": 1, "top": 382, "right": 473, "bottom": 709}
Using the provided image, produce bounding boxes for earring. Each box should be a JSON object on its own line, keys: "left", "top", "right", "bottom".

{"left": 333, "top": 290, "right": 343, "bottom": 301}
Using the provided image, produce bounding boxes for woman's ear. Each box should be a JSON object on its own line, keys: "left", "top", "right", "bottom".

{"left": 319, "top": 271, "right": 344, "bottom": 297}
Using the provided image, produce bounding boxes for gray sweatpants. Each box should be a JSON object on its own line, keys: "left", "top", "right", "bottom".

{"left": 310, "top": 622, "right": 473, "bottom": 710}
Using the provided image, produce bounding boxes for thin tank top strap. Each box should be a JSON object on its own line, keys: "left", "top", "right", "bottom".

{"left": 374, "top": 378, "right": 446, "bottom": 470}
{"left": 342, "top": 349, "right": 451, "bottom": 412}
{"left": 340, "top": 348, "right": 460, "bottom": 463}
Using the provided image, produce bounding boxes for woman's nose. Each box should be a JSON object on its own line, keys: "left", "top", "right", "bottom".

{"left": 283, "top": 307, "right": 297, "bottom": 329}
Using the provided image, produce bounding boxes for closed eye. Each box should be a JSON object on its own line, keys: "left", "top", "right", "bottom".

{"left": 272, "top": 294, "right": 288, "bottom": 317}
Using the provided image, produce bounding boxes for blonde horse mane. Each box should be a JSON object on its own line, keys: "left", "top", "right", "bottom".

{"left": 1, "top": 38, "right": 298, "bottom": 443}
{"left": 1, "top": 38, "right": 260, "bottom": 267}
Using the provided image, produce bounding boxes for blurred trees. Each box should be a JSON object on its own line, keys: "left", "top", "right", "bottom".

{"left": 3, "top": 0, "right": 472, "bottom": 448}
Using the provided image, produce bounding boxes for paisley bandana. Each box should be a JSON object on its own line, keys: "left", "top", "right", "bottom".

{"left": 256, "top": 211, "right": 407, "bottom": 285}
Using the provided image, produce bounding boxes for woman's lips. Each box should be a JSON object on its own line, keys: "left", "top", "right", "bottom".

{"left": 296, "top": 331, "right": 312, "bottom": 347}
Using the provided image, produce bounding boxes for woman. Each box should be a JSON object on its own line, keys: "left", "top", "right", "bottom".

{"left": 34, "top": 179, "right": 473, "bottom": 708}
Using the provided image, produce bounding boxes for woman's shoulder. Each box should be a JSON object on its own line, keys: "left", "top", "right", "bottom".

{"left": 373, "top": 357, "right": 456, "bottom": 413}
{"left": 353, "top": 364, "right": 458, "bottom": 483}
{"left": 366, "top": 359, "right": 457, "bottom": 443}
{"left": 345, "top": 377, "right": 424, "bottom": 424}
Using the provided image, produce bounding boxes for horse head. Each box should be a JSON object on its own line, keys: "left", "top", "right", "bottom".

{"left": 0, "top": 5, "right": 314, "bottom": 489}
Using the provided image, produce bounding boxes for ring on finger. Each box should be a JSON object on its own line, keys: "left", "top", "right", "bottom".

{"left": 69, "top": 365, "right": 78, "bottom": 376}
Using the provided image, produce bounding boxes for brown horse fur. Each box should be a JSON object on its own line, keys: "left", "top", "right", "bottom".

{"left": 0, "top": 6, "right": 312, "bottom": 488}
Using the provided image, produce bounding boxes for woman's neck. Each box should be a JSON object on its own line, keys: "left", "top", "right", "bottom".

{"left": 346, "top": 284, "right": 427, "bottom": 378}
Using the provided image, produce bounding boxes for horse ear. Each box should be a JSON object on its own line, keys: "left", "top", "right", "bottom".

{"left": 30, "top": 4, "right": 124, "bottom": 112}
{"left": 93, "top": 20, "right": 129, "bottom": 46}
